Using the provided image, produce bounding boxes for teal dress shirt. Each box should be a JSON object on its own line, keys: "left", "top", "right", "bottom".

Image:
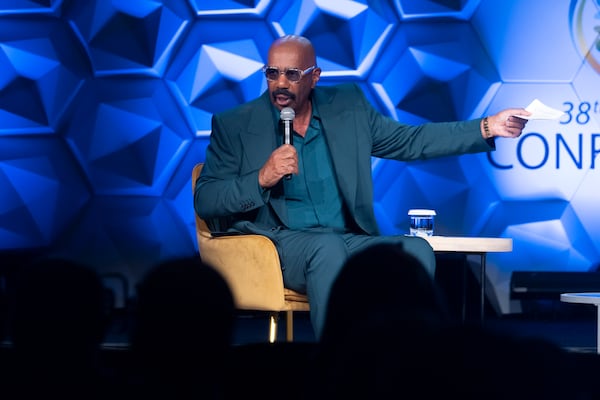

{"left": 282, "top": 102, "right": 346, "bottom": 231}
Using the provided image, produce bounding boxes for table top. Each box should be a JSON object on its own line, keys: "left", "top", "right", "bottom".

{"left": 560, "top": 293, "right": 600, "bottom": 305}
{"left": 421, "top": 236, "right": 513, "bottom": 253}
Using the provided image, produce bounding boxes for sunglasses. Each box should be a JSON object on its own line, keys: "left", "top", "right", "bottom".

{"left": 262, "top": 65, "right": 316, "bottom": 83}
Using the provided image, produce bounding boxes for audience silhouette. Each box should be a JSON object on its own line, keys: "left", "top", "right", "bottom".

{"left": 6, "top": 257, "right": 110, "bottom": 399}
{"left": 313, "top": 242, "right": 452, "bottom": 399}
{"left": 128, "top": 256, "right": 235, "bottom": 399}
{"left": 320, "top": 242, "right": 451, "bottom": 343}
{"left": 1, "top": 248, "right": 599, "bottom": 399}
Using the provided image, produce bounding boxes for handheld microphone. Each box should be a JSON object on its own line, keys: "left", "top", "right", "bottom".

{"left": 280, "top": 107, "right": 295, "bottom": 180}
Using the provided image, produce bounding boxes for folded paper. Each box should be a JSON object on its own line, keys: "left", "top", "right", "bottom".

{"left": 514, "top": 99, "right": 565, "bottom": 120}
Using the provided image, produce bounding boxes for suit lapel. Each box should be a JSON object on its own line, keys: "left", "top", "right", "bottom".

{"left": 242, "top": 91, "right": 288, "bottom": 224}
{"left": 243, "top": 92, "right": 278, "bottom": 167}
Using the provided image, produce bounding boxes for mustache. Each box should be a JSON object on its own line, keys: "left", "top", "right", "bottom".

{"left": 272, "top": 88, "right": 295, "bottom": 100}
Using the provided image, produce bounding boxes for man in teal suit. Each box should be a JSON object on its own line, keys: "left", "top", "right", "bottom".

{"left": 195, "top": 35, "right": 529, "bottom": 339}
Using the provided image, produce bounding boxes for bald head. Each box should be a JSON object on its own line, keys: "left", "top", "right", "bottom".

{"left": 268, "top": 35, "right": 316, "bottom": 67}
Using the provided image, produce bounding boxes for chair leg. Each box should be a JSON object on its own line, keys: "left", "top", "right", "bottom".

{"left": 285, "top": 310, "right": 294, "bottom": 342}
{"left": 268, "top": 312, "right": 279, "bottom": 343}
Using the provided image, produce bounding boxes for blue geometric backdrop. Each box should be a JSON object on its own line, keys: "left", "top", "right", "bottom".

{"left": 0, "top": 0, "right": 599, "bottom": 314}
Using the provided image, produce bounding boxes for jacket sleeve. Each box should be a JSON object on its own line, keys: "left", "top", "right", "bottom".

{"left": 194, "top": 111, "right": 268, "bottom": 222}
{"left": 349, "top": 84, "right": 494, "bottom": 160}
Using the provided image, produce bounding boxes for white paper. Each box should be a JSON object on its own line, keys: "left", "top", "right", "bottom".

{"left": 514, "top": 99, "right": 565, "bottom": 120}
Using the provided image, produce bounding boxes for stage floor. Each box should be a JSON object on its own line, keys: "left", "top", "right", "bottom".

{"left": 99, "top": 306, "right": 598, "bottom": 353}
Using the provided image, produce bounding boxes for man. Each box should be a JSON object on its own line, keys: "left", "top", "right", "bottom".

{"left": 194, "top": 34, "right": 529, "bottom": 339}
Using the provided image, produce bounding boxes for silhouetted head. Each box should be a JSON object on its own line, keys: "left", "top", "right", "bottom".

{"left": 315, "top": 243, "right": 453, "bottom": 400}
{"left": 131, "top": 256, "right": 235, "bottom": 362}
{"left": 320, "top": 242, "right": 450, "bottom": 345}
{"left": 10, "top": 257, "right": 108, "bottom": 351}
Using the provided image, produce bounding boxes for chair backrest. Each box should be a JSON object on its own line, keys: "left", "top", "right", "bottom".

{"left": 192, "top": 163, "right": 212, "bottom": 246}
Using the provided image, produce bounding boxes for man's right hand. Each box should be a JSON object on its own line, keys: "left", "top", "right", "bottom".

{"left": 258, "top": 144, "right": 298, "bottom": 188}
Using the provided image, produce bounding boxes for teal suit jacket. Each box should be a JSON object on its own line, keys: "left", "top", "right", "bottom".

{"left": 195, "top": 83, "right": 493, "bottom": 238}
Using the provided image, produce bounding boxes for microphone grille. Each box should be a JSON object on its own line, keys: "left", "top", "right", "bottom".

{"left": 280, "top": 107, "right": 295, "bottom": 121}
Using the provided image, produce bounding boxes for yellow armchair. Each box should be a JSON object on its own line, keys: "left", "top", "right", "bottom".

{"left": 192, "top": 163, "right": 309, "bottom": 342}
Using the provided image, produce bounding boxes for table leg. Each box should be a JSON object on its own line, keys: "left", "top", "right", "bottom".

{"left": 480, "top": 253, "right": 486, "bottom": 323}
{"left": 595, "top": 304, "right": 600, "bottom": 354}
{"left": 462, "top": 259, "right": 467, "bottom": 323}
{"left": 460, "top": 253, "right": 487, "bottom": 324}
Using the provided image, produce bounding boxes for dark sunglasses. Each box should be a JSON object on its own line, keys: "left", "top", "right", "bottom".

{"left": 262, "top": 65, "right": 316, "bottom": 83}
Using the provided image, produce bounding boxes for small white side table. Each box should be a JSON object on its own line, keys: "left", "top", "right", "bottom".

{"left": 560, "top": 292, "right": 600, "bottom": 353}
